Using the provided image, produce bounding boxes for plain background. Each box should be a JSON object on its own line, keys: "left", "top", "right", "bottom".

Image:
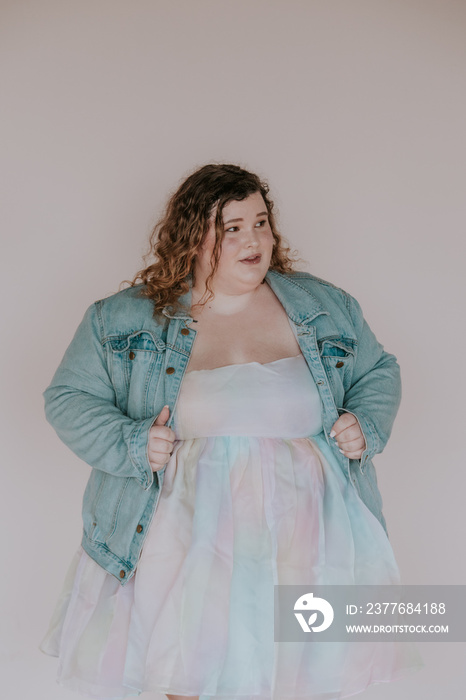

{"left": 1, "top": 1, "right": 465, "bottom": 699}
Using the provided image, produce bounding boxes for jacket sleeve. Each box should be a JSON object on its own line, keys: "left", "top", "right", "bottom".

{"left": 43, "top": 300, "right": 161, "bottom": 491}
{"left": 338, "top": 291, "right": 402, "bottom": 473}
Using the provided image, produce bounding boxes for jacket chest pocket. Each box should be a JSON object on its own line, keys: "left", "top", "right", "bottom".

{"left": 318, "top": 337, "right": 356, "bottom": 403}
{"left": 106, "top": 330, "right": 165, "bottom": 419}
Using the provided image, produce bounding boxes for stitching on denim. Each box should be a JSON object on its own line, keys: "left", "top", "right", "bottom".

{"left": 82, "top": 536, "right": 131, "bottom": 569}
{"left": 95, "top": 300, "right": 105, "bottom": 346}
{"left": 102, "top": 332, "right": 165, "bottom": 351}
{"left": 105, "top": 477, "right": 130, "bottom": 542}
{"left": 164, "top": 342, "right": 190, "bottom": 357}
{"left": 128, "top": 422, "right": 144, "bottom": 477}
{"left": 343, "top": 290, "right": 351, "bottom": 314}
{"left": 270, "top": 269, "right": 348, "bottom": 294}
{"left": 143, "top": 355, "right": 160, "bottom": 416}
{"left": 89, "top": 473, "right": 107, "bottom": 536}
{"left": 129, "top": 419, "right": 153, "bottom": 487}
{"left": 319, "top": 338, "right": 357, "bottom": 355}
{"left": 268, "top": 270, "right": 331, "bottom": 301}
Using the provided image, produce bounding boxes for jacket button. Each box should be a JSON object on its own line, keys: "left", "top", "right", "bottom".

{"left": 181, "top": 328, "right": 190, "bottom": 336}
{"left": 166, "top": 367, "right": 175, "bottom": 374}
{"left": 335, "top": 361, "right": 344, "bottom": 368}
{"left": 129, "top": 351, "right": 136, "bottom": 360}
{"left": 119, "top": 570, "right": 126, "bottom": 579}
{"left": 136, "top": 524, "right": 143, "bottom": 533}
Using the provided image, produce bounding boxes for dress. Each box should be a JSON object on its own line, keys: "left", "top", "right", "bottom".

{"left": 40, "top": 354, "right": 423, "bottom": 700}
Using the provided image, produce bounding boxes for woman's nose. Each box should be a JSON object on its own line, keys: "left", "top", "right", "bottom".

{"left": 243, "top": 226, "right": 260, "bottom": 245}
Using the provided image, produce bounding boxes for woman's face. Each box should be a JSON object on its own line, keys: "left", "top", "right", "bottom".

{"left": 193, "top": 191, "right": 274, "bottom": 295}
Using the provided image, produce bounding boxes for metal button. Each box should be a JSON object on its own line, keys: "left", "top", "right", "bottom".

{"left": 181, "top": 328, "right": 190, "bottom": 336}
{"left": 335, "top": 361, "right": 344, "bottom": 368}
{"left": 166, "top": 367, "right": 175, "bottom": 375}
{"left": 119, "top": 570, "right": 126, "bottom": 579}
{"left": 129, "top": 351, "right": 135, "bottom": 360}
{"left": 136, "top": 524, "right": 143, "bottom": 533}
{"left": 316, "top": 380, "right": 324, "bottom": 385}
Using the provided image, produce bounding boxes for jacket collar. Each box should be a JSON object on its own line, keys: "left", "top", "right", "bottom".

{"left": 161, "top": 270, "right": 330, "bottom": 325}
{"left": 161, "top": 277, "right": 194, "bottom": 320}
{"left": 264, "top": 270, "right": 329, "bottom": 325}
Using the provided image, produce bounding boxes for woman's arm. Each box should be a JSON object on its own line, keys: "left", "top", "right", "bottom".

{"left": 43, "top": 301, "right": 160, "bottom": 491}
{"left": 339, "top": 291, "right": 402, "bottom": 470}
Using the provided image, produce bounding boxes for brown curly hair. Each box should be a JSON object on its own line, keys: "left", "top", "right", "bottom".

{"left": 123, "top": 163, "right": 302, "bottom": 318}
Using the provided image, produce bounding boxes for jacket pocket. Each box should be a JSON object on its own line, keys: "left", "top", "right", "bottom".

{"left": 82, "top": 469, "right": 107, "bottom": 540}
{"left": 83, "top": 471, "right": 131, "bottom": 544}
{"left": 318, "top": 337, "right": 356, "bottom": 401}
{"left": 105, "top": 330, "right": 165, "bottom": 419}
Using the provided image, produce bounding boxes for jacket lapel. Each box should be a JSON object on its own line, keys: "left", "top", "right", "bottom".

{"left": 264, "top": 270, "right": 343, "bottom": 340}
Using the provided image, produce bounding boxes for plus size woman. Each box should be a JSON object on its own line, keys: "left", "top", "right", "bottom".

{"left": 40, "top": 163, "right": 423, "bottom": 700}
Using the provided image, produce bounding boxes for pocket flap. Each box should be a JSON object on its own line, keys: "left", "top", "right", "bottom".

{"left": 318, "top": 337, "right": 356, "bottom": 357}
{"left": 105, "top": 330, "right": 165, "bottom": 353}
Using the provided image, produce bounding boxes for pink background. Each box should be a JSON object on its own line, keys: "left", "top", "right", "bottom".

{"left": 1, "top": 1, "right": 465, "bottom": 698}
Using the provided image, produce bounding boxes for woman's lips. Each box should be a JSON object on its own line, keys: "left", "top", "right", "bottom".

{"left": 239, "top": 254, "right": 262, "bottom": 264}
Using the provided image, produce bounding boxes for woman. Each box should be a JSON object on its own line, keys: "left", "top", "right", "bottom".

{"left": 40, "top": 164, "right": 423, "bottom": 699}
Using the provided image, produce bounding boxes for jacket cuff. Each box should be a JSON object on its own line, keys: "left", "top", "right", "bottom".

{"left": 337, "top": 407, "right": 380, "bottom": 474}
{"left": 127, "top": 416, "right": 166, "bottom": 490}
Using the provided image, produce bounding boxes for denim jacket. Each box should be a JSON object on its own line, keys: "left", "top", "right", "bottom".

{"left": 43, "top": 270, "right": 401, "bottom": 585}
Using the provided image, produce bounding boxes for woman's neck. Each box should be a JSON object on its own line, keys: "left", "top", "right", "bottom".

{"left": 191, "top": 281, "right": 265, "bottom": 317}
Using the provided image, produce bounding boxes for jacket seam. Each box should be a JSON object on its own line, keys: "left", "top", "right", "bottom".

{"left": 268, "top": 270, "right": 348, "bottom": 304}
{"left": 81, "top": 536, "right": 132, "bottom": 570}
{"left": 105, "top": 477, "right": 131, "bottom": 542}
{"left": 95, "top": 300, "right": 105, "bottom": 346}
{"left": 282, "top": 270, "right": 349, "bottom": 293}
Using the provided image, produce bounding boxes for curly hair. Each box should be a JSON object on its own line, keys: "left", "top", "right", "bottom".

{"left": 123, "top": 163, "right": 302, "bottom": 318}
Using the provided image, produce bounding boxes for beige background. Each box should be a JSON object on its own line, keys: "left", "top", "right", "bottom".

{"left": 1, "top": 1, "right": 465, "bottom": 698}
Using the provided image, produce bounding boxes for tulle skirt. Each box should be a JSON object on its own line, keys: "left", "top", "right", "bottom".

{"left": 40, "top": 434, "right": 423, "bottom": 700}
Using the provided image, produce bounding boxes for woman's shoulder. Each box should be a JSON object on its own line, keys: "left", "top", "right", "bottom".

{"left": 88, "top": 283, "right": 162, "bottom": 335}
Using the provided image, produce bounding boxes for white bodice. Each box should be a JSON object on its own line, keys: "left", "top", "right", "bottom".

{"left": 172, "top": 354, "right": 324, "bottom": 440}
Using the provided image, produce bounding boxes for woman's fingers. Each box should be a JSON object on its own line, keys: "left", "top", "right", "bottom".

{"left": 337, "top": 435, "right": 365, "bottom": 456}
{"left": 338, "top": 434, "right": 365, "bottom": 451}
{"left": 148, "top": 440, "right": 173, "bottom": 458}
{"left": 329, "top": 413, "right": 366, "bottom": 458}
{"left": 148, "top": 441, "right": 175, "bottom": 471}
{"left": 148, "top": 437, "right": 175, "bottom": 455}
{"left": 148, "top": 412, "right": 176, "bottom": 471}
{"left": 154, "top": 404, "right": 170, "bottom": 426}
{"left": 149, "top": 422, "right": 175, "bottom": 440}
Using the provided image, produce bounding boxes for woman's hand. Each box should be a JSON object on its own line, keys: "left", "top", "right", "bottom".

{"left": 329, "top": 412, "right": 366, "bottom": 459}
{"left": 148, "top": 405, "right": 176, "bottom": 471}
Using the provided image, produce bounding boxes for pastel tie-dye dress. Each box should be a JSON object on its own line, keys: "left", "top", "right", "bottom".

{"left": 40, "top": 354, "right": 423, "bottom": 700}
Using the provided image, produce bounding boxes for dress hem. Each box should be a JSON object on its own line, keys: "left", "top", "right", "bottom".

{"left": 51, "top": 661, "right": 425, "bottom": 700}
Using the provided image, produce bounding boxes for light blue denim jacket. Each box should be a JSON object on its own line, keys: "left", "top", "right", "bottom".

{"left": 43, "top": 270, "right": 401, "bottom": 585}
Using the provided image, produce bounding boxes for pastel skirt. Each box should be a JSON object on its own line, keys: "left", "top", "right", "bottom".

{"left": 40, "top": 355, "right": 423, "bottom": 699}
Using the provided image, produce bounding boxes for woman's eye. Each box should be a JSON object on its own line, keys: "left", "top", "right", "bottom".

{"left": 225, "top": 220, "right": 267, "bottom": 233}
